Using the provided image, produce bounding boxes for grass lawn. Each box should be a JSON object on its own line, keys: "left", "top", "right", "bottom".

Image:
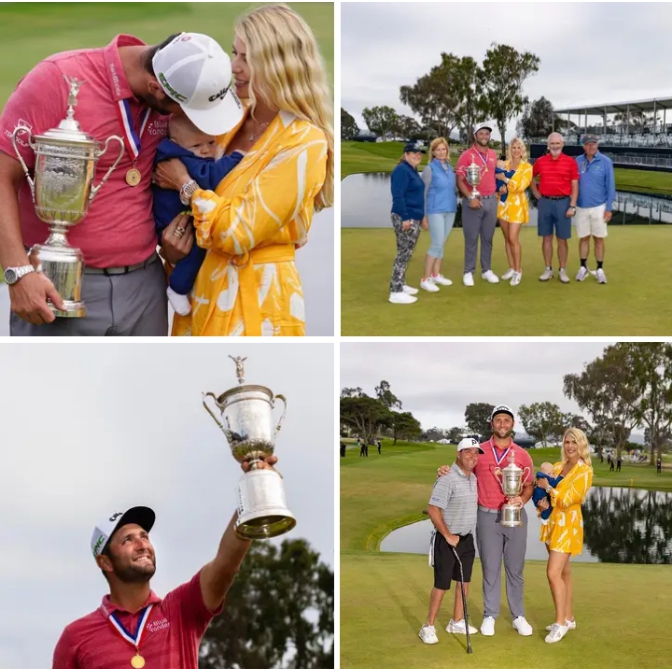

{"left": 340, "top": 440, "right": 672, "bottom": 669}
{"left": 341, "top": 225, "right": 672, "bottom": 336}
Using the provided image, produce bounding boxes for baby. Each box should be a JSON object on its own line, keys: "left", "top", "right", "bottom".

{"left": 533, "top": 462, "right": 564, "bottom": 522}
{"left": 495, "top": 159, "right": 515, "bottom": 203}
{"left": 153, "top": 115, "right": 245, "bottom": 315}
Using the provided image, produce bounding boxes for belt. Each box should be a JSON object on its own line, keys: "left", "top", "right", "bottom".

{"left": 478, "top": 505, "right": 500, "bottom": 514}
{"left": 480, "top": 194, "right": 497, "bottom": 200}
{"left": 85, "top": 251, "right": 159, "bottom": 275}
{"left": 540, "top": 195, "right": 569, "bottom": 201}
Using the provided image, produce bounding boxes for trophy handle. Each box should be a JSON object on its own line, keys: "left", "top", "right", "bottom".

{"left": 202, "top": 392, "right": 233, "bottom": 441}
{"left": 273, "top": 394, "right": 288, "bottom": 435}
{"left": 90, "top": 135, "right": 124, "bottom": 201}
{"left": 494, "top": 467, "right": 503, "bottom": 488}
{"left": 523, "top": 467, "right": 531, "bottom": 487}
{"left": 11, "top": 126, "right": 35, "bottom": 199}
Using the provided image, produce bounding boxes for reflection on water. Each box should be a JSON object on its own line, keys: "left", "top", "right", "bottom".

{"left": 380, "top": 486, "right": 672, "bottom": 564}
{"left": 342, "top": 172, "right": 672, "bottom": 228}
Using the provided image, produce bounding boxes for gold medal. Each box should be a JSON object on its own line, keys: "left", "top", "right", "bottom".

{"left": 131, "top": 654, "right": 145, "bottom": 669}
{"left": 126, "top": 168, "right": 142, "bottom": 187}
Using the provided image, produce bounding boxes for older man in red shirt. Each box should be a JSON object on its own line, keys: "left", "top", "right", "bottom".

{"left": 530, "top": 133, "right": 579, "bottom": 283}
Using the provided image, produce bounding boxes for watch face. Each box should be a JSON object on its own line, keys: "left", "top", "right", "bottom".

{"left": 4, "top": 268, "right": 17, "bottom": 284}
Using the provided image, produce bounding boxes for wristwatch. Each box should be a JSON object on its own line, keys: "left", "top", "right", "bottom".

{"left": 179, "top": 180, "right": 199, "bottom": 206}
{"left": 569, "top": 205, "right": 576, "bottom": 211}
{"left": 3, "top": 264, "right": 35, "bottom": 285}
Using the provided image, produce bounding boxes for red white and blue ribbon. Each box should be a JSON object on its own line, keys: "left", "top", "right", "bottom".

{"left": 107, "top": 603, "right": 154, "bottom": 652}
{"left": 490, "top": 438, "right": 511, "bottom": 467}
{"left": 116, "top": 100, "right": 151, "bottom": 161}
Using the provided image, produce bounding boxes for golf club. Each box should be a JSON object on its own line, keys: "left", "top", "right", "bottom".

{"left": 451, "top": 545, "right": 473, "bottom": 654}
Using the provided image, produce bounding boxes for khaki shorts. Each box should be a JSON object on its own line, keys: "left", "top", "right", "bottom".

{"left": 575, "top": 204, "right": 608, "bottom": 238}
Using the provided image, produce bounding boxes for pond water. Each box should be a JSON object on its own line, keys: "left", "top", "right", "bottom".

{"left": 342, "top": 172, "right": 672, "bottom": 228}
{"left": 380, "top": 486, "right": 672, "bottom": 564}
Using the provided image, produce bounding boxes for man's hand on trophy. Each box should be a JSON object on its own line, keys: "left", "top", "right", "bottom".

{"left": 509, "top": 496, "right": 524, "bottom": 508}
{"left": 10, "top": 271, "right": 64, "bottom": 325}
{"left": 468, "top": 199, "right": 482, "bottom": 210}
{"left": 436, "top": 465, "right": 450, "bottom": 477}
{"left": 242, "top": 455, "right": 279, "bottom": 474}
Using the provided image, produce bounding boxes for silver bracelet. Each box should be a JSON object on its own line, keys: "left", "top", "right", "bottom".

{"left": 179, "top": 180, "right": 198, "bottom": 206}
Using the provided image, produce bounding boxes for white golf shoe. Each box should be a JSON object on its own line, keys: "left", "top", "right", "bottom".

{"left": 481, "top": 270, "right": 500, "bottom": 283}
{"left": 432, "top": 273, "right": 452, "bottom": 286}
{"left": 420, "top": 278, "right": 439, "bottom": 292}
{"left": 546, "top": 618, "right": 576, "bottom": 631}
{"left": 418, "top": 624, "right": 439, "bottom": 644}
{"left": 447, "top": 619, "right": 478, "bottom": 635}
{"left": 389, "top": 292, "right": 417, "bottom": 304}
{"left": 463, "top": 272, "right": 474, "bottom": 287}
{"left": 512, "top": 616, "right": 533, "bottom": 636}
{"left": 545, "top": 623, "right": 569, "bottom": 644}
{"left": 510, "top": 271, "right": 522, "bottom": 286}
{"left": 558, "top": 268, "right": 570, "bottom": 284}
{"left": 403, "top": 285, "right": 419, "bottom": 295}
{"left": 501, "top": 268, "right": 515, "bottom": 280}
{"left": 596, "top": 268, "right": 607, "bottom": 284}
{"left": 576, "top": 266, "right": 589, "bottom": 281}
{"left": 480, "top": 616, "right": 495, "bottom": 636}
{"left": 539, "top": 268, "right": 554, "bottom": 281}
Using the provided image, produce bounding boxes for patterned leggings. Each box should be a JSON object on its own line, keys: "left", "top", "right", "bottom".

{"left": 389, "top": 214, "right": 421, "bottom": 293}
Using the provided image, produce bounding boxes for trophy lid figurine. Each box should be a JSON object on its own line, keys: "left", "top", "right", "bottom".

{"left": 11, "top": 76, "right": 124, "bottom": 317}
{"left": 202, "top": 356, "right": 296, "bottom": 539}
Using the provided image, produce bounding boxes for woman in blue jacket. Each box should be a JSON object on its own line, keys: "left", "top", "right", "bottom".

{"left": 389, "top": 143, "right": 427, "bottom": 304}
{"left": 420, "top": 137, "right": 457, "bottom": 293}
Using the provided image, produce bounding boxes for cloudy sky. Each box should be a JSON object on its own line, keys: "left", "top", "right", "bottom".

{"left": 341, "top": 341, "right": 641, "bottom": 436}
{"left": 342, "top": 2, "right": 672, "bottom": 139}
{"left": 0, "top": 343, "right": 333, "bottom": 669}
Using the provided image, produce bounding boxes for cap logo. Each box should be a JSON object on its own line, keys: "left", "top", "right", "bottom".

{"left": 109, "top": 512, "right": 122, "bottom": 522}
{"left": 158, "top": 73, "right": 188, "bottom": 103}
{"left": 208, "top": 86, "right": 229, "bottom": 102}
{"left": 93, "top": 533, "right": 106, "bottom": 556}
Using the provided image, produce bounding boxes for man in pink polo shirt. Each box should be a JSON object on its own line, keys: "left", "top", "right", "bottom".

{"left": 53, "top": 456, "right": 277, "bottom": 669}
{"left": 455, "top": 124, "right": 504, "bottom": 287}
{"left": 0, "top": 32, "right": 243, "bottom": 335}
{"left": 439, "top": 405, "right": 534, "bottom": 638}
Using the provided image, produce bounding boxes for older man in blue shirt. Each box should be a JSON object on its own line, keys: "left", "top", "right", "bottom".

{"left": 574, "top": 134, "right": 615, "bottom": 284}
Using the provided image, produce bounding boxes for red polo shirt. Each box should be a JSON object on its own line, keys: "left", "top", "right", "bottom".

{"left": 532, "top": 153, "right": 579, "bottom": 197}
{"left": 474, "top": 438, "right": 534, "bottom": 509}
{"left": 52, "top": 571, "right": 222, "bottom": 669}
{"left": 0, "top": 35, "right": 169, "bottom": 268}
{"left": 456, "top": 145, "right": 498, "bottom": 196}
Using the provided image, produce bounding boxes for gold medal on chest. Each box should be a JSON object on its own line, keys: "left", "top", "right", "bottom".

{"left": 131, "top": 654, "right": 145, "bottom": 668}
{"left": 126, "top": 168, "right": 142, "bottom": 187}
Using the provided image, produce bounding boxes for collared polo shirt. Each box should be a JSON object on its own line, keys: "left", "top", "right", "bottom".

{"left": 52, "top": 571, "right": 222, "bottom": 669}
{"left": 456, "top": 145, "right": 498, "bottom": 196}
{"left": 532, "top": 153, "right": 579, "bottom": 197}
{"left": 576, "top": 151, "right": 616, "bottom": 212}
{"left": 474, "top": 438, "right": 534, "bottom": 509}
{"left": 429, "top": 462, "right": 478, "bottom": 535}
{"left": 0, "top": 35, "right": 169, "bottom": 268}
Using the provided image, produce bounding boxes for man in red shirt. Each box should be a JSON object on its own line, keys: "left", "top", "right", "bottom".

{"left": 0, "top": 32, "right": 243, "bottom": 335}
{"left": 530, "top": 133, "right": 579, "bottom": 283}
{"left": 53, "top": 456, "right": 276, "bottom": 669}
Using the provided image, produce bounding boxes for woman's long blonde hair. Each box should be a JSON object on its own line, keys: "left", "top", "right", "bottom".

{"left": 235, "top": 4, "right": 333, "bottom": 210}
{"left": 561, "top": 427, "right": 592, "bottom": 467}
{"left": 506, "top": 137, "right": 528, "bottom": 163}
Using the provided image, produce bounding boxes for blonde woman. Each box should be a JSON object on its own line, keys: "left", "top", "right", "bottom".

{"left": 419, "top": 137, "right": 457, "bottom": 293}
{"left": 496, "top": 138, "right": 532, "bottom": 286}
{"left": 535, "top": 428, "right": 594, "bottom": 644}
{"left": 155, "top": 4, "right": 333, "bottom": 336}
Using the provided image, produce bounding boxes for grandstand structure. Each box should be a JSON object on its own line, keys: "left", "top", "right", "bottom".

{"left": 530, "top": 96, "right": 672, "bottom": 172}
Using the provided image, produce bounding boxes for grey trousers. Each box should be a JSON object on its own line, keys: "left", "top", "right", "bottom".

{"left": 10, "top": 257, "right": 168, "bottom": 336}
{"left": 461, "top": 197, "right": 498, "bottom": 274}
{"left": 476, "top": 507, "right": 528, "bottom": 619}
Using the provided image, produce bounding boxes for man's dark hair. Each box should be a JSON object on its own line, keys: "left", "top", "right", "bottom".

{"left": 142, "top": 33, "right": 182, "bottom": 75}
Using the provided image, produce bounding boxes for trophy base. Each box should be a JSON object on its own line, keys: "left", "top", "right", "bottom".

{"left": 235, "top": 512, "right": 297, "bottom": 540}
{"left": 500, "top": 503, "right": 522, "bottom": 527}
{"left": 49, "top": 299, "right": 86, "bottom": 318}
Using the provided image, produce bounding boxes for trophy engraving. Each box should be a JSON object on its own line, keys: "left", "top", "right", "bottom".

{"left": 494, "top": 452, "right": 530, "bottom": 527}
{"left": 465, "top": 157, "right": 483, "bottom": 200}
{"left": 202, "top": 356, "right": 295, "bottom": 540}
{"left": 11, "top": 76, "right": 124, "bottom": 317}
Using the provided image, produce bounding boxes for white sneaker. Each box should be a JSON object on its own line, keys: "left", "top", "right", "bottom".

{"left": 481, "top": 270, "right": 500, "bottom": 283}
{"left": 558, "top": 268, "right": 570, "bottom": 284}
{"left": 544, "top": 623, "right": 568, "bottom": 644}
{"left": 389, "top": 292, "right": 417, "bottom": 304}
{"left": 596, "top": 268, "right": 607, "bottom": 284}
{"left": 510, "top": 271, "right": 522, "bottom": 286}
{"left": 403, "top": 285, "right": 419, "bottom": 295}
{"left": 432, "top": 273, "right": 452, "bottom": 286}
{"left": 575, "top": 266, "right": 589, "bottom": 281}
{"left": 546, "top": 619, "right": 576, "bottom": 631}
{"left": 501, "top": 268, "right": 515, "bottom": 280}
{"left": 418, "top": 624, "right": 439, "bottom": 644}
{"left": 447, "top": 619, "right": 478, "bottom": 635}
{"left": 463, "top": 272, "right": 474, "bottom": 287}
{"left": 539, "top": 268, "right": 554, "bottom": 281}
{"left": 420, "top": 278, "right": 440, "bottom": 292}
{"left": 167, "top": 287, "right": 192, "bottom": 316}
{"left": 480, "top": 616, "right": 495, "bottom": 636}
{"left": 512, "top": 616, "right": 533, "bottom": 636}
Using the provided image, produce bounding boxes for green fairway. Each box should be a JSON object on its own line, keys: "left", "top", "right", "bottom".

{"left": 340, "top": 440, "right": 672, "bottom": 669}
{"left": 341, "top": 225, "right": 672, "bottom": 336}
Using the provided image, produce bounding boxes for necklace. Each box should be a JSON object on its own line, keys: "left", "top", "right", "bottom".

{"left": 248, "top": 121, "right": 271, "bottom": 142}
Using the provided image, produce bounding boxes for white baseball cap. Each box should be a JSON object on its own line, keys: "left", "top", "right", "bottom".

{"left": 152, "top": 33, "right": 244, "bottom": 136}
{"left": 490, "top": 404, "right": 515, "bottom": 422}
{"left": 457, "top": 437, "right": 485, "bottom": 454}
{"left": 91, "top": 506, "right": 155, "bottom": 559}
{"left": 474, "top": 123, "right": 493, "bottom": 135}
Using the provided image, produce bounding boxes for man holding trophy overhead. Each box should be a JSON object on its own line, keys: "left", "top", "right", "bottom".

{"left": 438, "top": 405, "right": 534, "bottom": 638}
{"left": 0, "top": 32, "right": 243, "bottom": 335}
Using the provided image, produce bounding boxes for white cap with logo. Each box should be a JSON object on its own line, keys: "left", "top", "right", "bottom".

{"left": 490, "top": 404, "right": 515, "bottom": 422}
{"left": 91, "top": 506, "right": 155, "bottom": 560}
{"left": 457, "top": 437, "right": 485, "bottom": 454}
{"left": 152, "top": 33, "right": 244, "bottom": 136}
{"left": 474, "top": 123, "right": 493, "bottom": 135}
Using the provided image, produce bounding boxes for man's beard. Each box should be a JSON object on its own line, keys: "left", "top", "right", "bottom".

{"left": 137, "top": 92, "right": 172, "bottom": 116}
{"left": 493, "top": 427, "right": 512, "bottom": 439}
{"left": 111, "top": 555, "right": 156, "bottom": 583}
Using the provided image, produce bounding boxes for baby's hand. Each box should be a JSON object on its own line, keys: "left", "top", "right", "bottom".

{"left": 497, "top": 160, "right": 507, "bottom": 170}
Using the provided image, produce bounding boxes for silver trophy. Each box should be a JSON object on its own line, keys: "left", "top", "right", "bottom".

{"left": 11, "top": 76, "right": 124, "bottom": 317}
{"left": 202, "top": 356, "right": 296, "bottom": 540}
{"left": 494, "top": 452, "right": 530, "bottom": 527}
{"left": 465, "top": 157, "right": 483, "bottom": 200}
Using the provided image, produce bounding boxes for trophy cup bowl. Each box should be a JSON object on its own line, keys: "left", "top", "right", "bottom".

{"left": 494, "top": 457, "right": 530, "bottom": 527}
{"left": 11, "top": 76, "right": 124, "bottom": 317}
{"left": 203, "top": 357, "right": 296, "bottom": 540}
{"left": 465, "top": 158, "right": 483, "bottom": 200}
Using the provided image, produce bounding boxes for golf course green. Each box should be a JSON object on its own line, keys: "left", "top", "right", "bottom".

{"left": 340, "top": 439, "right": 672, "bottom": 669}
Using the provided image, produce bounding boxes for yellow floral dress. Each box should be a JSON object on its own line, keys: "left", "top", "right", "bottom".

{"left": 497, "top": 160, "right": 533, "bottom": 224}
{"left": 171, "top": 109, "right": 328, "bottom": 337}
{"left": 539, "top": 460, "right": 593, "bottom": 556}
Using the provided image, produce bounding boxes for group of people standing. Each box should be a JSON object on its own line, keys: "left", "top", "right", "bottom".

{"left": 388, "top": 126, "right": 615, "bottom": 305}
